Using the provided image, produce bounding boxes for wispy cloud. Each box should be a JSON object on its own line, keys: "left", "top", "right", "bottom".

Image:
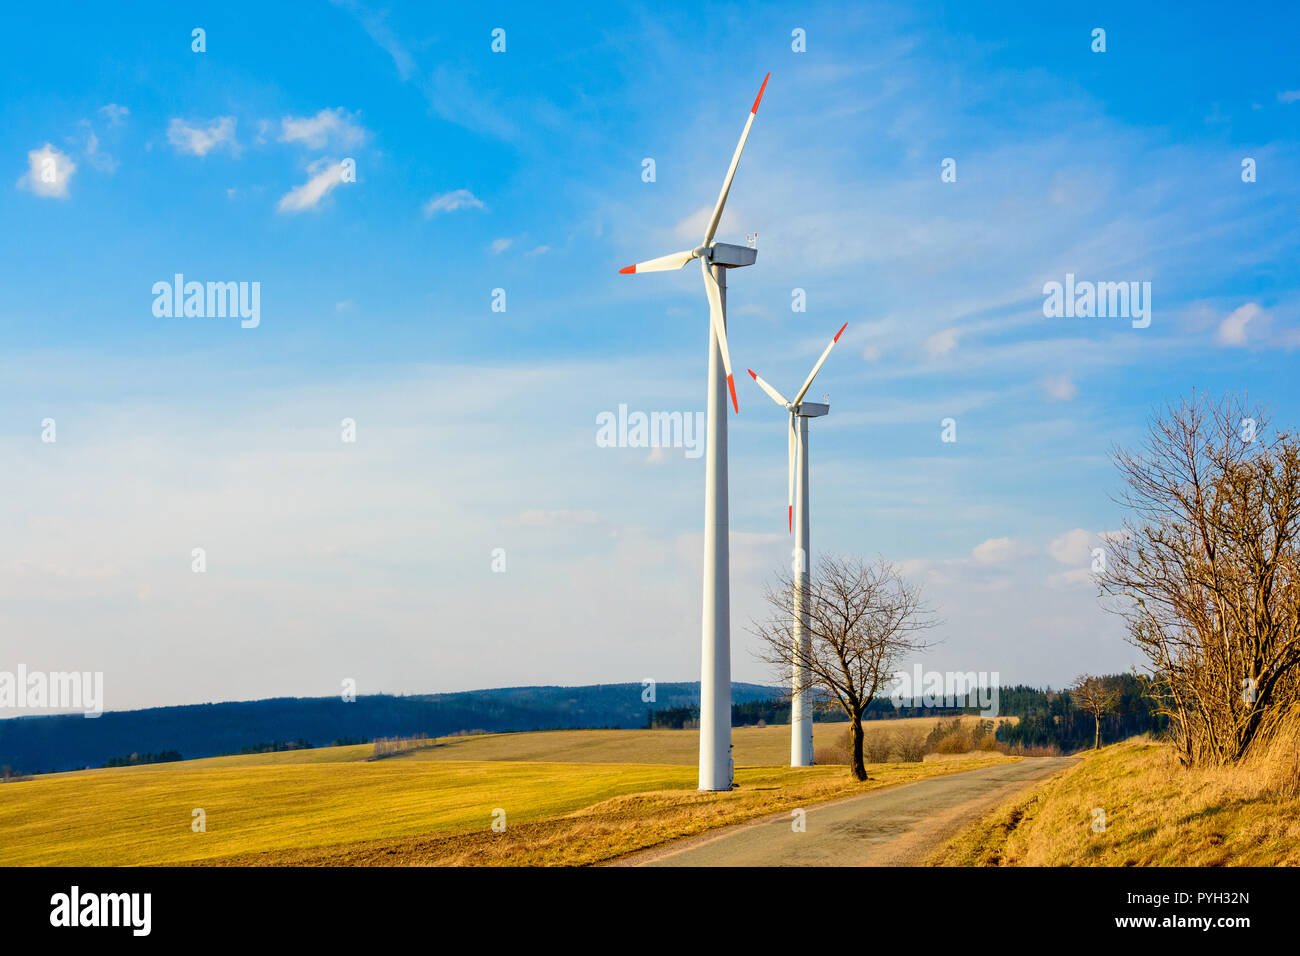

{"left": 279, "top": 108, "right": 368, "bottom": 150}
{"left": 970, "top": 536, "right": 1032, "bottom": 565}
{"left": 98, "top": 103, "right": 129, "bottom": 127}
{"left": 79, "top": 121, "right": 117, "bottom": 173}
{"left": 924, "top": 328, "right": 960, "bottom": 359}
{"left": 167, "top": 117, "right": 238, "bottom": 157}
{"left": 1216, "top": 302, "right": 1261, "bottom": 346}
{"left": 330, "top": 0, "right": 415, "bottom": 80}
{"left": 277, "top": 158, "right": 348, "bottom": 213}
{"left": 1043, "top": 374, "right": 1077, "bottom": 401}
{"left": 421, "top": 64, "right": 521, "bottom": 143}
{"left": 423, "top": 188, "right": 484, "bottom": 218}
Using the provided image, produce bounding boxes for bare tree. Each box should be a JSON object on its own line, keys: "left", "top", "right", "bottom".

{"left": 1070, "top": 674, "right": 1121, "bottom": 749}
{"left": 1101, "top": 392, "right": 1300, "bottom": 765}
{"left": 750, "top": 555, "right": 937, "bottom": 780}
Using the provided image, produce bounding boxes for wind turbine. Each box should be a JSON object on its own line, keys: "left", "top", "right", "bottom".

{"left": 748, "top": 322, "right": 847, "bottom": 768}
{"left": 619, "top": 72, "right": 769, "bottom": 791}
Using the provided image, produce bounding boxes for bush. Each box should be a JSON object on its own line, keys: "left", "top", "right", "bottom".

{"left": 864, "top": 730, "right": 894, "bottom": 763}
{"left": 894, "top": 727, "right": 927, "bottom": 762}
{"left": 927, "top": 717, "right": 972, "bottom": 754}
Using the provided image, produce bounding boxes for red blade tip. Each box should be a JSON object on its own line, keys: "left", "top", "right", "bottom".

{"left": 751, "top": 73, "right": 770, "bottom": 114}
{"left": 727, "top": 374, "right": 739, "bottom": 413}
{"left": 747, "top": 369, "right": 757, "bottom": 380}
{"left": 834, "top": 322, "right": 847, "bottom": 342}
{"left": 618, "top": 265, "right": 636, "bottom": 274}
{"left": 789, "top": 505, "right": 793, "bottom": 533}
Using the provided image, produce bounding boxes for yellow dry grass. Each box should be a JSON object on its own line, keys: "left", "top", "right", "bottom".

{"left": 930, "top": 726, "right": 1300, "bottom": 866}
{"left": 197, "top": 756, "right": 1016, "bottom": 867}
{"left": 394, "top": 716, "right": 1015, "bottom": 767}
{"left": 0, "top": 726, "right": 1016, "bottom": 866}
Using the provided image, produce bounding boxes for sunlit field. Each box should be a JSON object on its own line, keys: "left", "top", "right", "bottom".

{"left": 0, "top": 724, "right": 1016, "bottom": 866}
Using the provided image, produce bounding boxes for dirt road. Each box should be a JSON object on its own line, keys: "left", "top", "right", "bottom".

{"left": 615, "top": 756, "right": 1076, "bottom": 866}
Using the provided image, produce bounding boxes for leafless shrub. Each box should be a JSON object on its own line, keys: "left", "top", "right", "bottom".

{"left": 864, "top": 729, "right": 894, "bottom": 763}
{"left": 893, "top": 727, "right": 928, "bottom": 762}
{"left": 1102, "top": 392, "right": 1300, "bottom": 766}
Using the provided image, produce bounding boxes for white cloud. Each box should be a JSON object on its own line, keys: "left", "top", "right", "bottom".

{"left": 79, "top": 122, "right": 118, "bottom": 174}
{"left": 970, "top": 536, "right": 1029, "bottom": 565}
{"left": 423, "top": 188, "right": 484, "bottom": 218}
{"left": 526, "top": 245, "right": 551, "bottom": 257}
{"left": 279, "top": 108, "right": 367, "bottom": 150}
{"left": 1048, "top": 528, "right": 1094, "bottom": 565}
{"left": 924, "top": 328, "right": 960, "bottom": 359}
{"left": 1043, "top": 374, "right": 1077, "bottom": 401}
{"left": 277, "top": 158, "right": 347, "bottom": 213}
{"left": 490, "top": 237, "right": 513, "bottom": 254}
{"left": 1216, "top": 302, "right": 1261, "bottom": 346}
{"left": 167, "top": 117, "right": 238, "bottom": 157}
{"left": 1278, "top": 90, "right": 1300, "bottom": 104}
{"left": 1047, "top": 528, "right": 1125, "bottom": 570}
{"left": 16, "top": 143, "right": 76, "bottom": 198}
{"left": 99, "top": 103, "right": 129, "bottom": 126}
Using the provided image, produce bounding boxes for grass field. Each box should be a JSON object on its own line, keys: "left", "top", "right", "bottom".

{"left": 0, "top": 723, "right": 1016, "bottom": 866}
{"left": 930, "top": 729, "right": 1300, "bottom": 866}
{"left": 382, "top": 716, "right": 1009, "bottom": 767}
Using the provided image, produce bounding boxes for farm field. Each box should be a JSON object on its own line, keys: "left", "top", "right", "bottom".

{"left": 0, "top": 724, "right": 1016, "bottom": 866}
{"left": 390, "top": 715, "right": 1016, "bottom": 767}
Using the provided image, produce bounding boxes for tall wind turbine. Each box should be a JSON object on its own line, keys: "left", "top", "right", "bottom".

{"left": 748, "top": 322, "right": 847, "bottom": 767}
{"left": 620, "top": 72, "right": 769, "bottom": 791}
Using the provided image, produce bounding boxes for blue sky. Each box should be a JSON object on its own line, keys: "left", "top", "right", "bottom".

{"left": 2, "top": 1, "right": 1299, "bottom": 713}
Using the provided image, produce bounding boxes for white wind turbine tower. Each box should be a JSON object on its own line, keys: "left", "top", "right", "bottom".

{"left": 620, "top": 72, "right": 769, "bottom": 791}
{"left": 748, "top": 322, "right": 847, "bottom": 767}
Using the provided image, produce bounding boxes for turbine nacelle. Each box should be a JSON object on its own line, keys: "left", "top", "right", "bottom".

{"left": 792, "top": 402, "right": 829, "bottom": 418}
{"left": 707, "top": 242, "right": 758, "bottom": 269}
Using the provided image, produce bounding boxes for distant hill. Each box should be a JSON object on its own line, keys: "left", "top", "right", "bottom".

{"left": 0, "top": 682, "right": 779, "bottom": 774}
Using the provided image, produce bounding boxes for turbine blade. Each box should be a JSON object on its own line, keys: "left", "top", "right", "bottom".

{"left": 788, "top": 414, "right": 796, "bottom": 533}
{"left": 702, "top": 72, "right": 770, "bottom": 247}
{"left": 701, "top": 260, "right": 738, "bottom": 413}
{"left": 618, "top": 249, "right": 698, "bottom": 274}
{"left": 747, "top": 369, "right": 790, "bottom": 407}
{"left": 793, "top": 322, "right": 848, "bottom": 405}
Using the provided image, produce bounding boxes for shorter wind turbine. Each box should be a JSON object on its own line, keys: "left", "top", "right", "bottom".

{"left": 748, "top": 322, "right": 847, "bottom": 768}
